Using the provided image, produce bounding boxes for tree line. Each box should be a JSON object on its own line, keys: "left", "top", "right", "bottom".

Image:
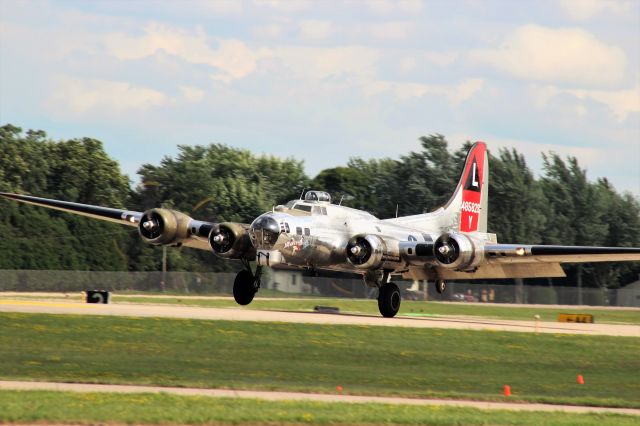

{"left": 1, "top": 124, "right": 638, "bottom": 289}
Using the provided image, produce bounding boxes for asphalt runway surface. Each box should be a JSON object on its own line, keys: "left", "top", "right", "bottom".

{"left": 1, "top": 296, "right": 638, "bottom": 336}
{"left": 1, "top": 380, "right": 638, "bottom": 416}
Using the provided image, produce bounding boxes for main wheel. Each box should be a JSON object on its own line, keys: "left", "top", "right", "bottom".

{"left": 435, "top": 279, "right": 446, "bottom": 294}
{"left": 378, "top": 282, "right": 401, "bottom": 318}
{"left": 233, "top": 270, "right": 256, "bottom": 305}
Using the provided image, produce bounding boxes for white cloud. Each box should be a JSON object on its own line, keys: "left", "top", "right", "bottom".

{"left": 269, "top": 46, "right": 379, "bottom": 81}
{"left": 529, "top": 82, "right": 640, "bottom": 122}
{"left": 180, "top": 86, "right": 205, "bottom": 102}
{"left": 104, "top": 24, "right": 259, "bottom": 83}
{"left": 424, "top": 51, "right": 458, "bottom": 67}
{"left": 253, "top": 0, "right": 311, "bottom": 12}
{"left": 367, "top": 0, "right": 423, "bottom": 14}
{"left": 368, "top": 21, "right": 414, "bottom": 40}
{"left": 364, "top": 78, "right": 484, "bottom": 105}
{"left": 48, "top": 77, "right": 168, "bottom": 113}
{"left": 559, "top": 0, "right": 632, "bottom": 21}
{"left": 528, "top": 85, "right": 561, "bottom": 108}
{"left": 567, "top": 83, "right": 640, "bottom": 122}
{"left": 470, "top": 25, "right": 627, "bottom": 86}
{"left": 298, "top": 20, "right": 334, "bottom": 40}
{"left": 198, "top": 0, "right": 244, "bottom": 15}
{"left": 252, "top": 23, "right": 285, "bottom": 39}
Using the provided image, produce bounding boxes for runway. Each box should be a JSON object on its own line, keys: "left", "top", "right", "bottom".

{"left": 1, "top": 298, "right": 638, "bottom": 336}
{"left": 0, "top": 380, "right": 637, "bottom": 415}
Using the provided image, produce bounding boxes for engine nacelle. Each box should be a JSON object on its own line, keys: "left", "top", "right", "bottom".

{"left": 346, "top": 234, "right": 401, "bottom": 270}
{"left": 433, "top": 232, "right": 483, "bottom": 271}
{"left": 138, "top": 208, "right": 192, "bottom": 246}
{"left": 209, "top": 222, "right": 254, "bottom": 260}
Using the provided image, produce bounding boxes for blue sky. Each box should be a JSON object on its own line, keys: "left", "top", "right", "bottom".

{"left": 1, "top": 0, "right": 638, "bottom": 196}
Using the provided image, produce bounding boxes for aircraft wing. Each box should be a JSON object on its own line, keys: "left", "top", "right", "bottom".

{"left": 484, "top": 244, "right": 640, "bottom": 264}
{"left": 0, "top": 192, "right": 215, "bottom": 251}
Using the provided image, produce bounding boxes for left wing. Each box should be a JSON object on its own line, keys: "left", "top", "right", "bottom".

{"left": 0, "top": 192, "right": 215, "bottom": 251}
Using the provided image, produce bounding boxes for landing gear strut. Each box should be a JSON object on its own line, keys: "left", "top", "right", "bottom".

{"left": 435, "top": 279, "right": 446, "bottom": 294}
{"left": 233, "top": 261, "right": 262, "bottom": 306}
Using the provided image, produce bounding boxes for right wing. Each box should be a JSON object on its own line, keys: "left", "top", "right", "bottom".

{"left": 0, "top": 192, "right": 215, "bottom": 251}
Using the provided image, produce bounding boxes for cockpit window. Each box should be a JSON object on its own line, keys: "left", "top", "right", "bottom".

{"left": 294, "top": 204, "right": 312, "bottom": 212}
{"left": 304, "top": 191, "right": 331, "bottom": 202}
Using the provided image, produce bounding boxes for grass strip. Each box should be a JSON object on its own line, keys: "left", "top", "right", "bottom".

{"left": 1, "top": 312, "right": 638, "bottom": 408}
{"left": 0, "top": 390, "right": 638, "bottom": 426}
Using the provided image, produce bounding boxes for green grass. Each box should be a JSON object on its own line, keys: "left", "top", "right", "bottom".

{"left": 6, "top": 292, "right": 639, "bottom": 324}
{"left": 0, "top": 390, "right": 637, "bottom": 426}
{"left": 1, "top": 313, "right": 639, "bottom": 408}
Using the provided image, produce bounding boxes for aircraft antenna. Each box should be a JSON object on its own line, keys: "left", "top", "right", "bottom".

{"left": 299, "top": 188, "right": 306, "bottom": 200}
{"left": 396, "top": 204, "right": 399, "bottom": 218}
{"left": 339, "top": 195, "right": 344, "bottom": 206}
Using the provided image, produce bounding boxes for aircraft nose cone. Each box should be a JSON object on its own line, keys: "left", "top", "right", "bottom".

{"left": 350, "top": 245, "right": 362, "bottom": 255}
{"left": 142, "top": 220, "right": 155, "bottom": 230}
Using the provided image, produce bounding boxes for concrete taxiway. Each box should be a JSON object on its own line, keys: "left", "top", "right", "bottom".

{"left": 0, "top": 297, "right": 638, "bottom": 336}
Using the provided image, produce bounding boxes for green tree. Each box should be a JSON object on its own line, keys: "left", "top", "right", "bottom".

{"left": 0, "top": 124, "right": 131, "bottom": 271}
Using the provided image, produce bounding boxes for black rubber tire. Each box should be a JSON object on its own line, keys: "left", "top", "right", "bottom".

{"left": 435, "top": 280, "right": 446, "bottom": 294}
{"left": 378, "top": 282, "right": 401, "bottom": 318}
{"left": 233, "top": 270, "right": 256, "bottom": 305}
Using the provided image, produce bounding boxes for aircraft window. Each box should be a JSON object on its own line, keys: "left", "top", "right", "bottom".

{"left": 312, "top": 206, "right": 322, "bottom": 215}
{"left": 285, "top": 200, "right": 296, "bottom": 208}
{"left": 304, "top": 228, "right": 310, "bottom": 236}
{"left": 296, "top": 227, "right": 302, "bottom": 235}
{"left": 408, "top": 235, "right": 417, "bottom": 241}
{"left": 285, "top": 223, "right": 290, "bottom": 233}
{"left": 321, "top": 207, "right": 327, "bottom": 215}
{"left": 294, "top": 204, "right": 312, "bottom": 212}
{"left": 304, "top": 191, "right": 331, "bottom": 202}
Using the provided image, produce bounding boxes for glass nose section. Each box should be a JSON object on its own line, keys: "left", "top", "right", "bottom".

{"left": 249, "top": 214, "right": 281, "bottom": 249}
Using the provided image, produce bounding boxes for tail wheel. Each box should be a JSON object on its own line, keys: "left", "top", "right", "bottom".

{"left": 233, "top": 270, "right": 257, "bottom": 305}
{"left": 378, "top": 282, "right": 401, "bottom": 318}
{"left": 435, "top": 280, "right": 446, "bottom": 294}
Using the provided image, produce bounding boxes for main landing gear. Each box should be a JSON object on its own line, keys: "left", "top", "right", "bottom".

{"left": 366, "top": 270, "right": 401, "bottom": 318}
{"left": 435, "top": 279, "right": 447, "bottom": 294}
{"left": 378, "top": 282, "right": 401, "bottom": 318}
{"left": 233, "top": 260, "right": 263, "bottom": 306}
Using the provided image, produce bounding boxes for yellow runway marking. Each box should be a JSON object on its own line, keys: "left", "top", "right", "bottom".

{"left": 0, "top": 300, "right": 93, "bottom": 308}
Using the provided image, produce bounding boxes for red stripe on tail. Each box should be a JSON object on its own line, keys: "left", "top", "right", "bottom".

{"left": 460, "top": 143, "right": 486, "bottom": 232}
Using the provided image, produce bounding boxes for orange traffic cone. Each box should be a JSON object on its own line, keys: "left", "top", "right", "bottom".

{"left": 503, "top": 385, "right": 511, "bottom": 397}
{"left": 577, "top": 374, "right": 585, "bottom": 385}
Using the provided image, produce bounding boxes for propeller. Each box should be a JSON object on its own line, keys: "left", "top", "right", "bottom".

{"left": 210, "top": 225, "right": 235, "bottom": 253}
{"left": 139, "top": 211, "right": 164, "bottom": 240}
{"left": 434, "top": 234, "right": 460, "bottom": 265}
{"left": 346, "top": 236, "right": 372, "bottom": 265}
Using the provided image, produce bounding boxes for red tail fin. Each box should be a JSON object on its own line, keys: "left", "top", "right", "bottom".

{"left": 459, "top": 142, "right": 487, "bottom": 232}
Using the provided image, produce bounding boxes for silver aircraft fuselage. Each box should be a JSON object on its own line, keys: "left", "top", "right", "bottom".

{"left": 249, "top": 197, "right": 438, "bottom": 276}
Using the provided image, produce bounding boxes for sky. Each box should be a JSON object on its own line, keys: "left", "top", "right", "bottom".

{"left": 1, "top": 0, "right": 639, "bottom": 196}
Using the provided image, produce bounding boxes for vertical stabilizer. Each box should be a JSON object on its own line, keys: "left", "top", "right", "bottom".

{"left": 455, "top": 142, "right": 488, "bottom": 233}
{"left": 385, "top": 141, "right": 489, "bottom": 234}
